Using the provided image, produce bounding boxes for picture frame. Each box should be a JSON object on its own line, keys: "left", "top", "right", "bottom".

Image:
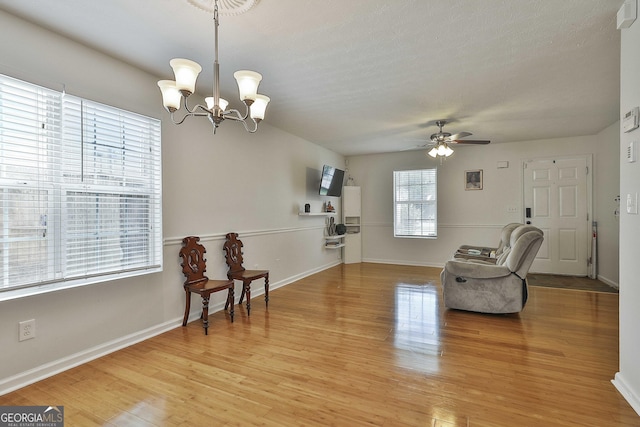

{"left": 465, "top": 169, "right": 483, "bottom": 190}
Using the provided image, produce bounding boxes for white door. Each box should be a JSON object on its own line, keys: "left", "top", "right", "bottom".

{"left": 523, "top": 157, "right": 590, "bottom": 275}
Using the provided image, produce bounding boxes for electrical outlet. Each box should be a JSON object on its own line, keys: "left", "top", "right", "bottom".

{"left": 19, "top": 319, "right": 36, "bottom": 341}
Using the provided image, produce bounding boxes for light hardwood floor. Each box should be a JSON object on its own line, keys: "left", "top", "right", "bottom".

{"left": 1, "top": 263, "right": 637, "bottom": 426}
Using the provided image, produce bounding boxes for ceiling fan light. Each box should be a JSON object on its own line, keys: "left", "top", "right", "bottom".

{"left": 234, "top": 70, "right": 262, "bottom": 103}
{"left": 169, "top": 58, "right": 202, "bottom": 96}
{"left": 437, "top": 144, "right": 448, "bottom": 156}
{"left": 444, "top": 145, "right": 454, "bottom": 156}
{"left": 428, "top": 147, "right": 438, "bottom": 158}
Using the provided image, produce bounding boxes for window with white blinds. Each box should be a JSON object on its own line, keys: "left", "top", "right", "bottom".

{"left": 0, "top": 74, "right": 162, "bottom": 299}
{"left": 393, "top": 169, "right": 437, "bottom": 238}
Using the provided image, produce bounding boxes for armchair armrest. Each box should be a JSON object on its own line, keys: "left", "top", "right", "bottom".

{"left": 459, "top": 245, "right": 498, "bottom": 252}
{"left": 454, "top": 252, "right": 498, "bottom": 262}
{"left": 444, "top": 259, "right": 512, "bottom": 279}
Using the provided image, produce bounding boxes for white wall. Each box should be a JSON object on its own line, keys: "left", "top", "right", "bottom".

{"left": 347, "top": 133, "right": 619, "bottom": 279}
{"left": 0, "top": 10, "right": 344, "bottom": 394}
{"left": 613, "top": 9, "right": 640, "bottom": 416}
{"left": 595, "top": 122, "right": 621, "bottom": 286}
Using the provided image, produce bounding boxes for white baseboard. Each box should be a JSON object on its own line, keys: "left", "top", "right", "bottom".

{"left": 612, "top": 372, "right": 640, "bottom": 416}
{"left": 0, "top": 259, "right": 342, "bottom": 397}
{"left": 0, "top": 319, "right": 180, "bottom": 396}
{"left": 597, "top": 274, "right": 619, "bottom": 289}
{"left": 362, "top": 258, "right": 444, "bottom": 269}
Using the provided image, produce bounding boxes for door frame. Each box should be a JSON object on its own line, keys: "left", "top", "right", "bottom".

{"left": 520, "top": 154, "right": 593, "bottom": 276}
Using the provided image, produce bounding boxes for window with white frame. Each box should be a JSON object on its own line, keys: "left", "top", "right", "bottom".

{"left": 0, "top": 74, "right": 162, "bottom": 299}
{"left": 393, "top": 169, "right": 437, "bottom": 238}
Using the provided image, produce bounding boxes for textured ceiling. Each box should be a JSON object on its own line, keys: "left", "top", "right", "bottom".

{"left": 0, "top": 0, "right": 622, "bottom": 155}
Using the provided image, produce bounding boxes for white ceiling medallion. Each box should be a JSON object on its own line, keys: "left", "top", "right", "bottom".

{"left": 186, "top": 0, "right": 260, "bottom": 16}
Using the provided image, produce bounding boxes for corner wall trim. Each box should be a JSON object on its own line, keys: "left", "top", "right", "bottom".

{"left": 612, "top": 372, "right": 640, "bottom": 416}
{"left": 597, "top": 274, "right": 620, "bottom": 289}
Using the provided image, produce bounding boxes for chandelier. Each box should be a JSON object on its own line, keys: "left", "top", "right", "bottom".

{"left": 157, "top": 0, "right": 269, "bottom": 134}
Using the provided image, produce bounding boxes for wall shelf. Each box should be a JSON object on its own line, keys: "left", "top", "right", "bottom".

{"left": 325, "top": 243, "right": 345, "bottom": 249}
{"left": 325, "top": 234, "right": 346, "bottom": 249}
{"left": 298, "top": 212, "right": 337, "bottom": 216}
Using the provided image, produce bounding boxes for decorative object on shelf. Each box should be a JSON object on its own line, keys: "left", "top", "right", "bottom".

{"left": 327, "top": 216, "right": 337, "bottom": 236}
{"left": 304, "top": 203, "right": 311, "bottom": 213}
{"left": 157, "top": 0, "right": 270, "bottom": 134}
{"left": 326, "top": 201, "right": 335, "bottom": 213}
{"left": 336, "top": 223, "right": 347, "bottom": 236}
{"left": 465, "top": 169, "right": 483, "bottom": 191}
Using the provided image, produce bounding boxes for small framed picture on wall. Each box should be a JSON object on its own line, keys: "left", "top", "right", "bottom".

{"left": 465, "top": 169, "right": 483, "bottom": 190}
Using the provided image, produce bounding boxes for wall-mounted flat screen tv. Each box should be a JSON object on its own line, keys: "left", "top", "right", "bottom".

{"left": 319, "top": 165, "right": 345, "bottom": 197}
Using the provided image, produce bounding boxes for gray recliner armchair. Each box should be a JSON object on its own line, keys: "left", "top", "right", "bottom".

{"left": 441, "top": 225, "right": 544, "bottom": 314}
{"left": 454, "top": 222, "right": 522, "bottom": 261}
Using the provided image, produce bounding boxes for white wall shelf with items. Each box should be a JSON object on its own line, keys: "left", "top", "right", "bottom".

{"left": 324, "top": 234, "right": 346, "bottom": 249}
{"left": 324, "top": 214, "right": 346, "bottom": 249}
{"left": 299, "top": 200, "right": 337, "bottom": 216}
{"left": 343, "top": 186, "right": 362, "bottom": 263}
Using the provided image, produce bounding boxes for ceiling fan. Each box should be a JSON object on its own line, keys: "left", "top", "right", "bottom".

{"left": 420, "top": 120, "right": 491, "bottom": 158}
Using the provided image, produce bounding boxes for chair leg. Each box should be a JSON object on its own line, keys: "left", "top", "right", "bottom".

{"left": 225, "top": 278, "right": 234, "bottom": 310}
{"left": 227, "top": 287, "right": 235, "bottom": 323}
{"left": 264, "top": 274, "right": 269, "bottom": 306}
{"left": 239, "top": 285, "right": 246, "bottom": 304}
{"left": 182, "top": 289, "right": 191, "bottom": 327}
{"left": 244, "top": 281, "right": 251, "bottom": 316}
{"left": 201, "top": 296, "right": 210, "bottom": 335}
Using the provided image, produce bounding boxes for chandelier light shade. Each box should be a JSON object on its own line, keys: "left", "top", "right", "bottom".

{"left": 250, "top": 94, "right": 270, "bottom": 120}
{"left": 157, "top": 80, "right": 181, "bottom": 112}
{"left": 169, "top": 59, "right": 202, "bottom": 95}
{"left": 157, "top": 0, "right": 269, "bottom": 133}
{"left": 205, "top": 96, "right": 229, "bottom": 112}
{"left": 233, "top": 70, "right": 262, "bottom": 102}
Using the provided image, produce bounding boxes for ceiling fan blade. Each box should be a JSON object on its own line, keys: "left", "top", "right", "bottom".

{"left": 449, "top": 131, "right": 472, "bottom": 140}
{"left": 451, "top": 139, "right": 491, "bottom": 145}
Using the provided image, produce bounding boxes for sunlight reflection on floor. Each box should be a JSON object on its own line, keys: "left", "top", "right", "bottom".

{"left": 393, "top": 282, "right": 441, "bottom": 374}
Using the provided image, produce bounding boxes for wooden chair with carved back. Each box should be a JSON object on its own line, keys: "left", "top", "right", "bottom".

{"left": 179, "top": 236, "right": 234, "bottom": 335}
{"left": 223, "top": 232, "right": 269, "bottom": 315}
